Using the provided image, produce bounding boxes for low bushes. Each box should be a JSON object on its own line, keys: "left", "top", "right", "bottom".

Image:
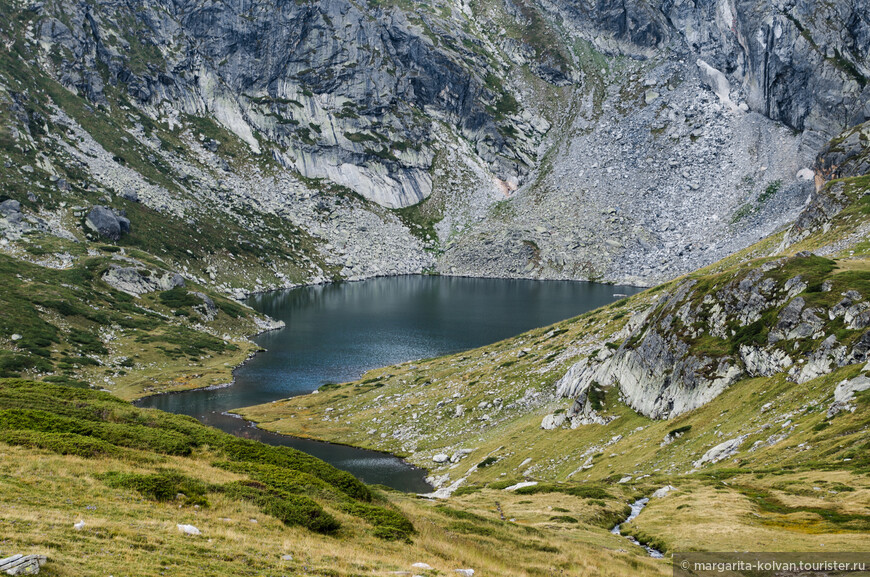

{"left": 0, "top": 378, "right": 415, "bottom": 540}
{"left": 219, "top": 482, "right": 340, "bottom": 534}
{"left": 339, "top": 502, "right": 415, "bottom": 541}
{"left": 100, "top": 470, "right": 210, "bottom": 506}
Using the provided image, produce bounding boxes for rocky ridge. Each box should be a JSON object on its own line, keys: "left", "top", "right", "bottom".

{"left": 2, "top": 0, "right": 868, "bottom": 288}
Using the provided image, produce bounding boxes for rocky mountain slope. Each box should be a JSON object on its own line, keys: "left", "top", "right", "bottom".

{"left": 2, "top": 0, "right": 868, "bottom": 289}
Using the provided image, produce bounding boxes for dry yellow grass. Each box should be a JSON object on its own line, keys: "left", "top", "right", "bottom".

{"left": 632, "top": 474, "right": 870, "bottom": 553}
{"left": 0, "top": 443, "right": 673, "bottom": 577}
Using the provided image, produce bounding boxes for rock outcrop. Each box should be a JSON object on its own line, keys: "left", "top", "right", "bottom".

{"left": 84, "top": 206, "right": 130, "bottom": 241}
{"left": 827, "top": 367, "right": 870, "bottom": 417}
{"left": 546, "top": 0, "right": 869, "bottom": 140}
{"left": 557, "top": 252, "right": 870, "bottom": 420}
{"left": 35, "top": 0, "right": 554, "bottom": 208}
{"left": 102, "top": 265, "right": 185, "bottom": 296}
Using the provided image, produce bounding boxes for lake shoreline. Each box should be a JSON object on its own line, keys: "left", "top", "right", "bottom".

{"left": 138, "top": 275, "right": 645, "bottom": 491}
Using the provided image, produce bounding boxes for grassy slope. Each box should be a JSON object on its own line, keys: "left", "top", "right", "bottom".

{"left": 0, "top": 379, "right": 671, "bottom": 577}
{"left": 0, "top": 244, "right": 266, "bottom": 399}
{"left": 239, "top": 170, "right": 870, "bottom": 555}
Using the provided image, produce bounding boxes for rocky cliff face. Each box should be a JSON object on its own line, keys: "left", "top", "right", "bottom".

{"left": 34, "top": 0, "right": 555, "bottom": 208}
{"left": 1, "top": 0, "right": 868, "bottom": 287}
{"left": 438, "top": 0, "right": 870, "bottom": 284}
{"left": 557, "top": 253, "right": 870, "bottom": 420}
{"left": 545, "top": 0, "right": 869, "bottom": 139}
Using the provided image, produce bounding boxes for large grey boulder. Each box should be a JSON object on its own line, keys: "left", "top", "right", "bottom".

{"left": 85, "top": 206, "right": 130, "bottom": 241}
{"left": 540, "top": 413, "right": 566, "bottom": 430}
{"left": 693, "top": 435, "right": 748, "bottom": 468}
{"left": 0, "top": 199, "right": 22, "bottom": 225}
{"left": 102, "top": 265, "right": 184, "bottom": 296}
{"left": 827, "top": 369, "right": 870, "bottom": 417}
{"left": 0, "top": 199, "right": 21, "bottom": 216}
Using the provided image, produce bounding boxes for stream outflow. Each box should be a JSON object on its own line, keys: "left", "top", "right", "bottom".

{"left": 610, "top": 498, "right": 664, "bottom": 558}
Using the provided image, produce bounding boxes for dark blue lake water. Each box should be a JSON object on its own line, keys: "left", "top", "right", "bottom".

{"left": 138, "top": 275, "right": 642, "bottom": 491}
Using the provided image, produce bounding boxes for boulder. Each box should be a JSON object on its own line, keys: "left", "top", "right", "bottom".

{"left": 192, "top": 291, "right": 218, "bottom": 321}
{"left": 693, "top": 435, "right": 747, "bottom": 468}
{"left": 120, "top": 187, "right": 140, "bottom": 202}
{"left": 0, "top": 554, "right": 48, "bottom": 575}
{"left": 102, "top": 265, "right": 185, "bottom": 296}
{"left": 117, "top": 215, "right": 132, "bottom": 234}
{"left": 432, "top": 454, "right": 450, "bottom": 463}
{"left": 503, "top": 481, "right": 537, "bottom": 491}
{"left": 540, "top": 413, "right": 566, "bottom": 429}
{"left": 85, "top": 205, "right": 130, "bottom": 240}
{"left": 0, "top": 199, "right": 21, "bottom": 216}
{"left": 651, "top": 485, "right": 676, "bottom": 498}
{"left": 827, "top": 371, "right": 870, "bottom": 417}
{"left": 177, "top": 524, "right": 201, "bottom": 536}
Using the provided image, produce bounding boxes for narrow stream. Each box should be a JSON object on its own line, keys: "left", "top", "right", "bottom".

{"left": 610, "top": 498, "right": 664, "bottom": 558}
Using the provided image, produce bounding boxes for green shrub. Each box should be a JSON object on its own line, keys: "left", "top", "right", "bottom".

{"left": 451, "top": 485, "right": 483, "bottom": 497}
{"left": 729, "top": 319, "right": 768, "bottom": 353}
{"left": 215, "top": 461, "right": 336, "bottom": 497}
{"left": 0, "top": 430, "right": 121, "bottom": 458}
{"left": 219, "top": 438, "right": 370, "bottom": 501}
{"left": 0, "top": 408, "right": 195, "bottom": 455}
{"left": 340, "top": 502, "right": 414, "bottom": 541}
{"left": 667, "top": 425, "right": 692, "bottom": 437}
{"left": 100, "top": 470, "right": 210, "bottom": 506}
{"left": 220, "top": 481, "right": 340, "bottom": 534}
{"left": 67, "top": 328, "right": 108, "bottom": 354}
{"left": 0, "top": 351, "right": 51, "bottom": 377}
{"left": 158, "top": 287, "right": 201, "bottom": 309}
{"left": 41, "top": 375, "right": 90, "bottom": 388}
{"left": 487, "top": 479, "right": 521, "bottom": 490}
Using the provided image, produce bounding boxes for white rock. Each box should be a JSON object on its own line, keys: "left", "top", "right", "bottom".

{"left": 827, "top": 372, "right": 870, "bottom": 417}
{"left": 651, "top": 485, "right": 676, "bottom": 499}
{"left": 696, "top": 59, "right": 739, "bottom": 112}
{"left": 693, "top": 435, "right": 747, "bottom": 468}
{"left": 618, "top": 476, "right": 633, "bottom": 484}
{"left": 412, "top": 562, "right": 434, "bottom": 570}
{"left": 177, "top": 524, "right": 201, "bottom": 536}
{"left": 10, "top": 334, "right": 22, "bottom": 341}
{"left": 454, "top": 570, "right": 474, "bottom": 577}
{"left": 503, "top": 481, "right": 537, "bottom": 491}
{"left": 796, "top": 168, "right": 815, "bottom": 180}
{"left": 73, "top": 520, "right": 85, "bottom": 530}
{"left": 540, "top": 413, "right": 566, "bottom": 430}
{"left": 432, "top": 453, "right": 450, "bottom": 463}
{"left": 450, "top": 449, "right": 472, "bottom": 463}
